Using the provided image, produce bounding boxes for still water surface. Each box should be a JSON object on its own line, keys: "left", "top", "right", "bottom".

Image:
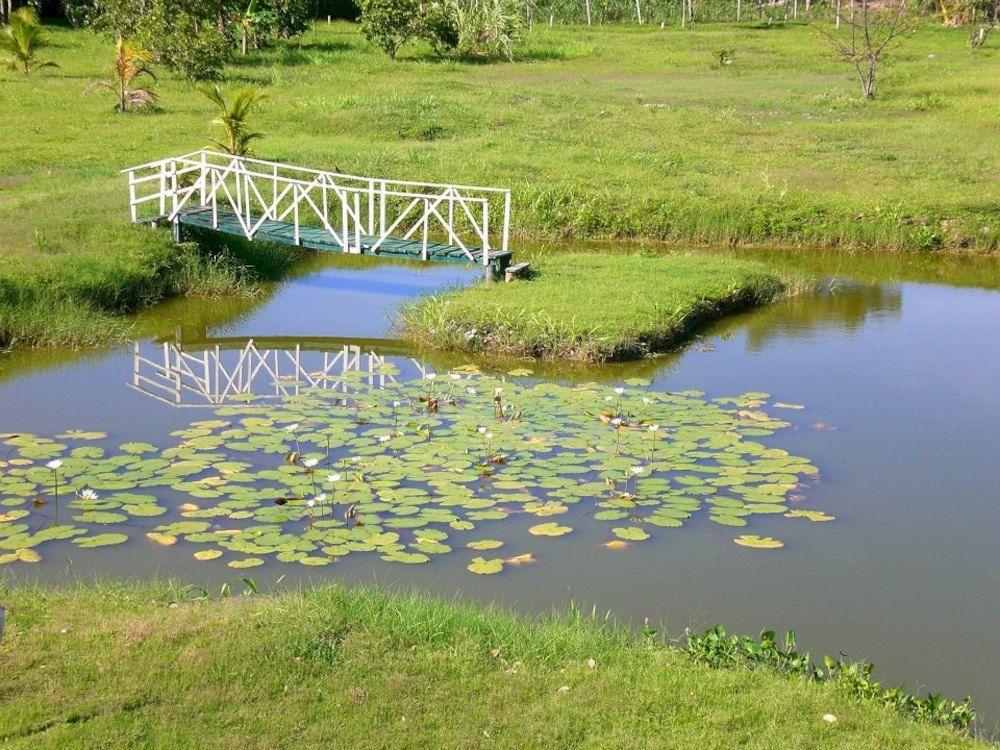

{"left": 1, "top": 249, "right": 997, "bottom": 730}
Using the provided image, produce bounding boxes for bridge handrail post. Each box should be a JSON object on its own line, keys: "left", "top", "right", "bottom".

{"left": 482, "top": 201, "right": 490, "bottom": 266}
{"left": 502, "top": 190, "right": 511, "bottom": 257}
{"left": 379, "top": 180, "right": 387, "bottom": 237}
{"left": 200, "top": 152, "right": 208, "bottom": 206}
{"left": 368, "top": 179, "right": 375, "bottom": 235}
{"left": 128, "top": 171, "right": 137, "bottom": 222}
{"left": 158, "top": 163, "right": 166, "bottom": 216}
{"left": 354, "top": 193, "right": 362, "bottom": 253}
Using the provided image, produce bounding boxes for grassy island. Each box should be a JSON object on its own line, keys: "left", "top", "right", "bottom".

{"left": 399, "top": 252, "right": 804, "bottom": 361}
{"left": 0, "top": 583, "right": 985, "bottom": 749}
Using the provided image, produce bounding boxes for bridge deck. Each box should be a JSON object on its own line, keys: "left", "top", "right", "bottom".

{"left": 176, "top": 206, "right": 511, "bottom": 268}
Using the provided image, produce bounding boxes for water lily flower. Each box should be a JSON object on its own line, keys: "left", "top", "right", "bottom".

{"left": 327, "top": 473, "right": 342, "bottom": 483}
{"left": 485, "top": 432, "right": 494, "bottom": 440}
{"left": 314, "top": 493, "right": 327, "bottom": 504}
{"left": 379, "top": 434, "right": 392, "bottom": 443}
{"left": 467, "top": 387, "right": 477, "bottom": 395}
{"left": 478, "top": 426, "right": 487, "bottom": 434}
{"left": 392, "top": 401, "right": 401, "bottom": 408}
{"left": 425, "top": 373, "right": 437, "bottom": 380}
{"left": 306, "top": 498, "right": 316, "bottom": 508}
{"left": 302, "top": 457, "right": 318, "bottom": 468}
{"left": 79, "top": 488, "right": 99, "bottom": 501}
{"left": 604, "top": 396, "right": 613, "bottom": 402}
{"left": 46, "top": 459, "right": 63, "bottom": 470}
{"left": 614, "top": 387, "right": 625, "bottom": 395}
{"left": 643, "top": 397, "right": 652, "bottom": 405}
{"left": 493, "top": 387, "right": 503, "bottom": 396}
{"left": 284, "top": 423, "right": 299, "bottom": 433}
{"left": 631, "top": 466, "right": 644, "bottom": 476}
{"left": 611, "top": 418, "right": 622, "bottom": 427}
{"left": 449, "top": 373, "right": 462, "bottom": 380}
{"left": 648, "top": 424, "right": 660, "bottom": 432}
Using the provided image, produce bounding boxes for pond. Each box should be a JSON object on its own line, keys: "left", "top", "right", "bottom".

{"left": 1, "top": 247, "right": 998, "bottom": 731}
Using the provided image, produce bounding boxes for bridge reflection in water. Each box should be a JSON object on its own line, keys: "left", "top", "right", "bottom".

{"left": 130, "top": 337, "right": 427, "bottom": 407}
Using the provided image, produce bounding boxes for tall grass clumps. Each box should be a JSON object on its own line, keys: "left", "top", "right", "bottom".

{"left": 399, "top": 252, "right": 807, "bottom": 362}
{"left": 0, "top": 582, "right": 985, "bottom": 748}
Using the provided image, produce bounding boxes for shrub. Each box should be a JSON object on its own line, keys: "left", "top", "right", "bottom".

{"left": 451, "top": 0, "right": 520, "bottom": 61}
{"left": 359, "top": 0, "right": 421, "bottom": 58}
{"left": 418, "top": 1, "right": 460, "bottom": 57}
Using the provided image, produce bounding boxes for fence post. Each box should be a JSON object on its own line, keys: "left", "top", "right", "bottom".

{"left": 422, "top": 199, "right": 429, "bottom": 260}
{"left": 368, "top": 180, "right": 375, "bottom": 235}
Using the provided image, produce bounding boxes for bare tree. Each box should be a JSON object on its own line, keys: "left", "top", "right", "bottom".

{"left": 818, "top": 0, "right": 913, "bottom": 100}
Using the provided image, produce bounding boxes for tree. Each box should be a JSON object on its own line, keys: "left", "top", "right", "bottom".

{"left": 359, "top": 0, "right": 421, "bottom": 58}
{"left": 202, "top": 85, "right": 267, "bottom": 156}
{"left": 818, "top": 0, "right": 913, "bottom": 99}
{"left": 84, "top": 37, "right": 157, "bottom": 112}
{"left": 0, "top": 7, "right": 58, "bottom": 76}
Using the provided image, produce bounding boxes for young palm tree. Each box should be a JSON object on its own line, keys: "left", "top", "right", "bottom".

{"left": 83, "top": 38, "right": 157, "bottom": 113}
{"left": 201, "top": 85, "right": 268, "bottom": 156}
{"left": 0, "top": 7, "right": 57, "bottom": 76}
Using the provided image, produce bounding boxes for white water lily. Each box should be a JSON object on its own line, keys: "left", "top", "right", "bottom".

{"left": 46, "top": 459, "right": 63, "bottom": 470}
{"left": 467, "top": 387, "right": 477, "bottom": 395}
{"left": 614, "top": 387, "right": 625, "bottom": 395}
{"left": 485, "top": 432, "right": 494, "bottom": 440}
{"left": 648, "top": 424, "right": 660, "bottom": 432}
{"left": 392, "top": 401, "right": 401, "bottom": 408}
{"left": 302, "top": 457, "right": 318, "bottom": 468}
{"left": 449, "top": 372, "right": 462, "bottom": 380}
{"left": 314, "top": 493, "right": 327, "bottom": 504}
{"left": 306, "top": 498, "right": 316, "bottom": 508}
{"left": 604, "top": 396, "right": 613, "bottom": 402}
{"left": 379, "top": 434, "right": 392, "bottom": 443}
{"left": 631, "top": 466, "right": 644, "bottom": 476}
{"left": 284, "top": 423, "right": 299, "bottom": 433}
{"left": 493, "top": 387, "right": 503, "bottom": 396}
{"left": 642, "top": 397, "right": 652, "bottom": 405}
{"left": 327, "top": 473, "right": 342, "bottom": 483}
{"left": 425, "top": 372, "right": 437, "bottom": 380}
{"left": 611, "top": 418, "right": 622, "bottom": 427}
{"left": 478, "top": 426, "right": 487, "bottom": 434}
{"left": 79, "top": 488, "right": 99, "bottom": 501}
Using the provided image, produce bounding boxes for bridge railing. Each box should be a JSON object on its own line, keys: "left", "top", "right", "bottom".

{"left": 122, "top": 150, "right": 511, "bottom": 266}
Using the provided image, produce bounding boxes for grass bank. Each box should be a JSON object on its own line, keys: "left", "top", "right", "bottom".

{"left": 0, "top": 229, "right": 302, "bottom": 350}
{"left": 399, "top": 252, "right": 804, "bottom": 361}
{"left": 0, "top": 582, "right": 984, "bottom": 748}
{"left": 1, "top": 22, "right": 997, "bottom": 349}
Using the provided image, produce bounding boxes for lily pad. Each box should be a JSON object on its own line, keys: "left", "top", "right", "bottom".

{"left": 528, "top": 522, "right": 572, "bottom": 537}
{"left": 733, "top": 534, "right": 785, "bottom": 549}
{"left": 467, "top": 556, "right": 504, "bottom": 575}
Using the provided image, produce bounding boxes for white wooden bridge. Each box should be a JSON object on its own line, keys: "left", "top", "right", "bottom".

{"left": 123, "top": 150, "right": 514, "bottom": 273}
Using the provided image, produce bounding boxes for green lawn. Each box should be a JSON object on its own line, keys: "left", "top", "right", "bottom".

{"left": 399, "top": 252, "right": 803, "bottom": 360}
{"left": 0, "top": 583, "right": 985, "bottom": 749}
{"left": 1, "top": 21, "right": 997, "bottom": 349}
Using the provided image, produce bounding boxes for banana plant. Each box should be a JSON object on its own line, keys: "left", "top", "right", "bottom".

{"left": 83, "top": 38, "right": 157, "bottom": 113}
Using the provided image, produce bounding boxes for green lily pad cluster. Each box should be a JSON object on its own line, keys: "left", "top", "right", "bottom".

{"left": 0, "top": 367, "right": 827, "bottom": 570}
